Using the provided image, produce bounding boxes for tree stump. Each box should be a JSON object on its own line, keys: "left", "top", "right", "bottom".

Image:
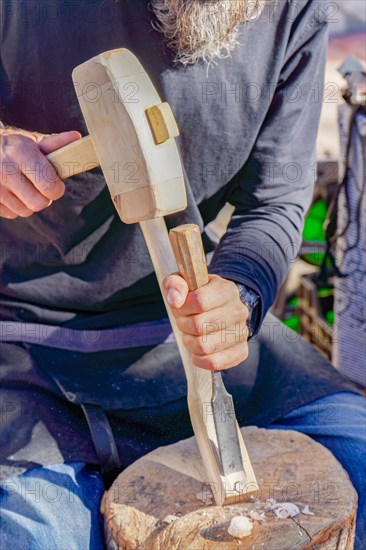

{"left": 102, "top": 427, "right": 357, "bottom": 549}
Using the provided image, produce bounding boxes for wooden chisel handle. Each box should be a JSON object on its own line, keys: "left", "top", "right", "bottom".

{"left": 169, "top": 224, "right": 224, "bottom": 383}
{"left": 169, "top": 224, "right": 209, "bottom": 292}
{"left": 169, "top": 223, "right": 231, "bottom": 385}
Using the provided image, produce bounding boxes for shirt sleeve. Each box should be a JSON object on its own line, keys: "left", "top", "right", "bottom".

{"left": 209, "top": 1, "right": 329, "bottom": 332}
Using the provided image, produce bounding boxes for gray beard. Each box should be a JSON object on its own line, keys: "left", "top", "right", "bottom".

{"left": 151, "top": 0, "right": 265, "bottom": 66}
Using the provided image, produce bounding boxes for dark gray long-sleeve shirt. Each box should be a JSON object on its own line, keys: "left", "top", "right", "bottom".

{"left": 1, "top": 0, "right": 328, "bottom": 329}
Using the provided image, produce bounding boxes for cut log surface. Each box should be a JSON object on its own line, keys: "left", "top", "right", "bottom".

{"left": 103, "top": 427, "right": 357, "bottom": 550}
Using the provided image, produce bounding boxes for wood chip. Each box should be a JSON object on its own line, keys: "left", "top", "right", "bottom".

{"left": 249, "top": 510, "right": 266, "bottom": 521}
{"left": 273, "top": 503, "right": 300, "bottom": 519}
{"left": 228, "top": 516, "right": 253, "bottom": 538}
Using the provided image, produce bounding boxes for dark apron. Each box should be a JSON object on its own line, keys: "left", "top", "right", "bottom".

{"left": 0, "top": 314, "right": 359, "bottom": 484}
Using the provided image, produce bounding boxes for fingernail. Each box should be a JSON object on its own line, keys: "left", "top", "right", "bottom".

{"left": 167, "top": 288, "right": 181, "bottom": 305}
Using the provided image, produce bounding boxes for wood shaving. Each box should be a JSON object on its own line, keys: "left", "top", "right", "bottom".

{"left": 249, "top": 510, "right": 266, "bottom": 521}
{"left": 265, "top": 498, "right": 277, "bottom": 510}
{"left": 228, "top": 516, "right": 253, "bottom": 538}
{"left": 302, "top": 505, "right": 315, "bottom": 516}
{"left": 273, "top": 502, "right": 300, "bottom": 519}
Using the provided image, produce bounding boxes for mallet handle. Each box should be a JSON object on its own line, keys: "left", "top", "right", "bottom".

{"left": 46, "top": 135, "right": 99, "bottom": 180}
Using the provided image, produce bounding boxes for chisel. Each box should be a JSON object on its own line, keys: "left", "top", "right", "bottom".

{"left": 170, "top": 224, "right": 255, "bottom": 487}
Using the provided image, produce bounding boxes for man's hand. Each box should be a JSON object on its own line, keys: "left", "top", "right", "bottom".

{"left": 0, "top": 128, "right": 81, "bottom": 219}
{"left": 162, "top": 273, "right": 249, "bottom": 371}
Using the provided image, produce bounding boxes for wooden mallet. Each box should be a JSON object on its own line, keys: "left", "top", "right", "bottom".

{"left": 46, "top": 48, "right": 257, "bottom": 505}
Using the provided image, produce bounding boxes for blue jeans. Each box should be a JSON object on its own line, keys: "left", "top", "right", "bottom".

{"left": 1, "top": 392, "right": 365, "bottom": 550}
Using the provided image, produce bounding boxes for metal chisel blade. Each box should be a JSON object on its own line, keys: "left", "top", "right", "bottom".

{"left": 211, "top": 371, "right": 246, "bottom": 479}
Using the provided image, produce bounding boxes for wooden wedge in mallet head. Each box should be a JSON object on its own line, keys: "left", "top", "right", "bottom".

{"left": 46, "top": 48, "right": 257, "bottom": 505}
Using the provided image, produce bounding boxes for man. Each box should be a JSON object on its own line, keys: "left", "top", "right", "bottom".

{"left": 0, "top": 0, "right": 364, "bottom": 548}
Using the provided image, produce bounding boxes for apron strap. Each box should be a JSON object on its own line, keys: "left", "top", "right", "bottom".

{"left": 0, "top": 319, "right": 175, "bottom": 352}
{"left": 80, "top": 404, "right": 121, "bottom": 475}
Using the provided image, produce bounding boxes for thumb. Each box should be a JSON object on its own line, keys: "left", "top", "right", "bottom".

{"left": 38, "top": 131, "right": 82, "bottom": 155}
{"left": 162, "top": 273, "right": 189, "bottom": 308}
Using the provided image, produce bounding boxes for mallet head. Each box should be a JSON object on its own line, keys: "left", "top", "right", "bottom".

{"left": 72, "top": 49, "right": 187, "bottom": 224}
